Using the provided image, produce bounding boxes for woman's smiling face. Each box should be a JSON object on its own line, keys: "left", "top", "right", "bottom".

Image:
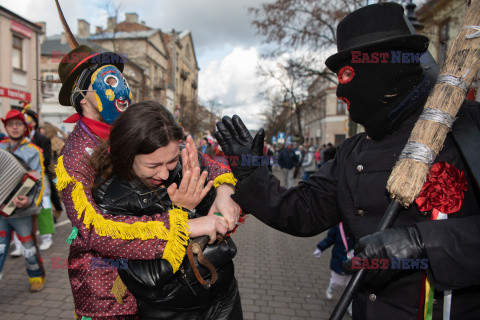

{"left": 132, "top": 140, "right": 181, "bottom": 187}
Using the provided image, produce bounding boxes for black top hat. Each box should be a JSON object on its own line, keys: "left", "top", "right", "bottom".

{"left": 58, "top": 45, "right": 125, "bottom": 106}
{"left": 325, "top": 2, "right": 429, "bottom": 72}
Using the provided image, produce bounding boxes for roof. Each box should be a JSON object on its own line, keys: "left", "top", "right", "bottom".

{"left": 0, "top": 5, "right": 43, "bottom": 31}
{"left": 88, "top": 29, "right": 159, "bottom": 40}
{"left": 114, "top": 21, "right": 152, "bottom": 32}
{"left": 41, "top": 35, "right": 109, "bottom": 55}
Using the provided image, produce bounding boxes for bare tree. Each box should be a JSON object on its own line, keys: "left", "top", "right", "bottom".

{"left": 259, "top": 56, "right": 318, "bottom": 144}
{"left": 250, "top": 0, "right": 406, "bottom": 137}
{"left": 261, "top": 94, "right": 290, "bottom": 144}
{"left": 97, "top": 0, "right": 124, "bottom": 52}
{"left": 204, "top": 97, "right": 223, "bottom": 133}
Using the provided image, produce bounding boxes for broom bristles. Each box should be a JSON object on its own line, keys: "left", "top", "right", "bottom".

{"left": 386, "top": 0, "right": 480, "bottom": 205}
{"left": 387, "top": 159, "right": 429, "bottom": 206}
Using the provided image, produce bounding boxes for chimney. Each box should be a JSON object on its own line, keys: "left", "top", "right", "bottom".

{"left": 77, "top": 19, "right": 90, "bottom": 39}
{"left": 107, "top": 16, "right": 116, "bottom": 32}
{"left": 96, "top": 26, "right": 103, "bottom": 34}
{"left": 36, "top": 22, "right": 46, "bottom": 43}
{"left": 125, "top": 13, "right": 138, "bottom": 23}
{"left": 60, "top": 32, "right": 67, "bottom": 44}
{"left": 141, "top": 21, "right": 146, "bottom": 25}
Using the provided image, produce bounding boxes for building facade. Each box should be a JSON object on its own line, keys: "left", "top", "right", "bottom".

{"left": 0, "top": 5, "right": 42, "bottom": 128}
{"left": 304, "top": 76, "right": 350, "bottom": 147}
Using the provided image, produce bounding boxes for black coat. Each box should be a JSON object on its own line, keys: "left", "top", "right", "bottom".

{"left": 93, "top": 153, "right": 237, "bottom": 316}
{"left": 232, "top": 100, "right": 480, "bottom": 320}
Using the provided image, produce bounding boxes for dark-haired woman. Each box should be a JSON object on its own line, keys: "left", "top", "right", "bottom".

{"left": 90, "top": 100, "right": 242, "bottom": 319}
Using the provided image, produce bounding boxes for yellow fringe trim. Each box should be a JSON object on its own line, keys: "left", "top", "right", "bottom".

{"left": 54, "top": 155, "right": 189, "bottom": 272}
{"left": 163, "top": 207, "right": 190, "bottom": 272}
{"left": 213, "top": 172, "right": 237, "bottom": 189}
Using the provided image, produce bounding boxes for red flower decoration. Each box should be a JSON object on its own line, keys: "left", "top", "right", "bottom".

{"left": 415, "top": 162, "right": 467, "bottom": 215}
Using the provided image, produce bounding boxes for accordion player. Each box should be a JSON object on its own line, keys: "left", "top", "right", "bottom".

{"left": 0, "top": 148, "right": 41, "bottom": 217}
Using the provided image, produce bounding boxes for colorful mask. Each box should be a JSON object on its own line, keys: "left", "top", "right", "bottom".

{"left": 90, "top": 65, "right": 132, "bottom": 124}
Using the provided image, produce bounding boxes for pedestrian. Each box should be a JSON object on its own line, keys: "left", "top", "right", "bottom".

{"left": 90, "top": 101, "right": 243, "bottom": 319}
{"left": 320, "top": 144, "right": 326, "bottom": 165}
{"left": 53, "top": 6, "right": 240, "bottom": 318}
{"left": 323, "top": 142, "right": 336, "bottom": 163}
{"left": 26, "top": 108, "right": 61, "bottom": 250}
{"left": 278, "top": 142, "right": 298, "bottom": 188}
{"left": 313, "top": 224, "right": 355, "bottom": 315}
{"left": 198, "top": 137, "right": 214, "bottom": 158}
{"left": 0, "top": 109, "right": 45, "bottom": 292}
{"left": 215, "top": 3, "right": 480, "bottom": 319}
{"left": 314, "top": 147, "right": 321, "bottom": 169}
{"left": 301, "top": 146, "right": 316, "bottom": 180}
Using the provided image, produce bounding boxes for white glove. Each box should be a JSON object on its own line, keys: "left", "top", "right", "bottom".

{"left": 313, "top": 248, "right": 322, "bottom": 258}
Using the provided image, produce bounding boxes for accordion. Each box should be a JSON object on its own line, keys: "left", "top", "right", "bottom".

{"left": 0, "top": 148, "right": 39, "bottom": 217}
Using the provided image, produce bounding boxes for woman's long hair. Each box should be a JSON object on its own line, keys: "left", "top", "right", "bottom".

{"left": 90, "top": 100, "right": 184, "bottom": 183}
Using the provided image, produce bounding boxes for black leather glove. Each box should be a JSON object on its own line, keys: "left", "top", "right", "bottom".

{"left": 342, "top": 225, "right": 426, "bottom": 287}
{"left": 215, "top": 115, "right": 265, "bottom": 181}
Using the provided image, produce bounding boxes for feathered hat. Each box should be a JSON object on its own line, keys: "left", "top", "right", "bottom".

{"left": 54, "top": 0, "right": 124, "bottom": 107}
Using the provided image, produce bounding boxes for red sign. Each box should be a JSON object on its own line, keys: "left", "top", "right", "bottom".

{"left": 11, "top": 20, "right": 32, "bottom": 38}
{"left": 0, "top": 87, "right": 31, "bottom": 101}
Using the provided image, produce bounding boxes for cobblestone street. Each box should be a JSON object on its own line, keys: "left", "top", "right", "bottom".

{"left": 0, "top": 170, "right": 350, "bottom": 320}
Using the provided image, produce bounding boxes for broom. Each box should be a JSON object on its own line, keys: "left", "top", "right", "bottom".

{"left": 330, "top": 1, "right": 480, "bottom": 319}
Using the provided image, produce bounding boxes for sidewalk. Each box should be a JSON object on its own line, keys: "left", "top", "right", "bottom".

{"left": 0, "top": 170, "right": 350, "bottom": 319}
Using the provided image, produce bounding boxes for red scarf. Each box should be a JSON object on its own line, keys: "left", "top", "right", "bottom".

{"left": 64, "top": 114, "right": 112, "bottom": 141}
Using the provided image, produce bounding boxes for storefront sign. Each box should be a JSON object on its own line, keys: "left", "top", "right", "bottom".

{"left": 11, "top": 20, "right": 32, "bottom": 38}
{"left": 0, "top": 86, "right": 31, "bottom": 101}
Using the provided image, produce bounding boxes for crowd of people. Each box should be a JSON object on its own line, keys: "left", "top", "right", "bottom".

{"left": 1, "top": 2, "right": 479, "bottom": 320}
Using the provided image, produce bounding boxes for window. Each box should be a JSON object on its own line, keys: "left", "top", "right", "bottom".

{"left": 186, "top": 44, "right": 191, "bottom": 60}
{"left": 438, "top": 20, "right": 449, "bottom": 66}
{"left": 337, "top": 99, "right": 347, "bottom": 115}
{"left": 12, "top": 35, "right": 23, "bottom": 70}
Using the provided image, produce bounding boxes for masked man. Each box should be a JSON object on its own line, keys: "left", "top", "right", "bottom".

{"left": 0, "top": 109, "right": 45, "bottom": 292}
{"left": 56, "top": 41, "right": 240, "bottom": 318}
{"left": 216, "top": 3, "right": 480, "bottom": 319}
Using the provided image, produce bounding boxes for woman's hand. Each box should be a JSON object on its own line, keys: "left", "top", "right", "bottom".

{"left": 188, "top": 215, "right": 229, "bottom": 244}
{"left": 181, "top": 135, "right": 200, "bottom": 175}
{"left": 168, "top": 167, "right": 213, "bottom": 210}
{"left": 208, "top": 184, "right": 241, "bottom": 231}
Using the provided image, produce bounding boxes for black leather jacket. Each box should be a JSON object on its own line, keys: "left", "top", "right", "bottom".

{"left": 92, "top": 153, "right": 236, "bottom": 314}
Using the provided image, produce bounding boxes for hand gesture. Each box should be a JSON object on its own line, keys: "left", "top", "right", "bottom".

{"left": 168, "top": 167, "right": 213, "bottom": 211}
{"left": 215, "top": 115, "right": 265, "bottom": 180}
{"left": 181, "top": 135, "right": 200, "bottom": 175}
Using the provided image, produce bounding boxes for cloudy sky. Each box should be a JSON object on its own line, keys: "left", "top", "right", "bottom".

{"left": 2, "top": 0, "right": 270, "bottom": 129}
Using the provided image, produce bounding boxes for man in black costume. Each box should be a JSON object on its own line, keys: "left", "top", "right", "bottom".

{"left": 216, "top": 3, "right": 480, "bottom": 319}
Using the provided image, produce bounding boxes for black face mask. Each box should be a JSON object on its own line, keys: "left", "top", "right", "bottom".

{"left": 336, "top": 53, "right": 423, "bottom": 140}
